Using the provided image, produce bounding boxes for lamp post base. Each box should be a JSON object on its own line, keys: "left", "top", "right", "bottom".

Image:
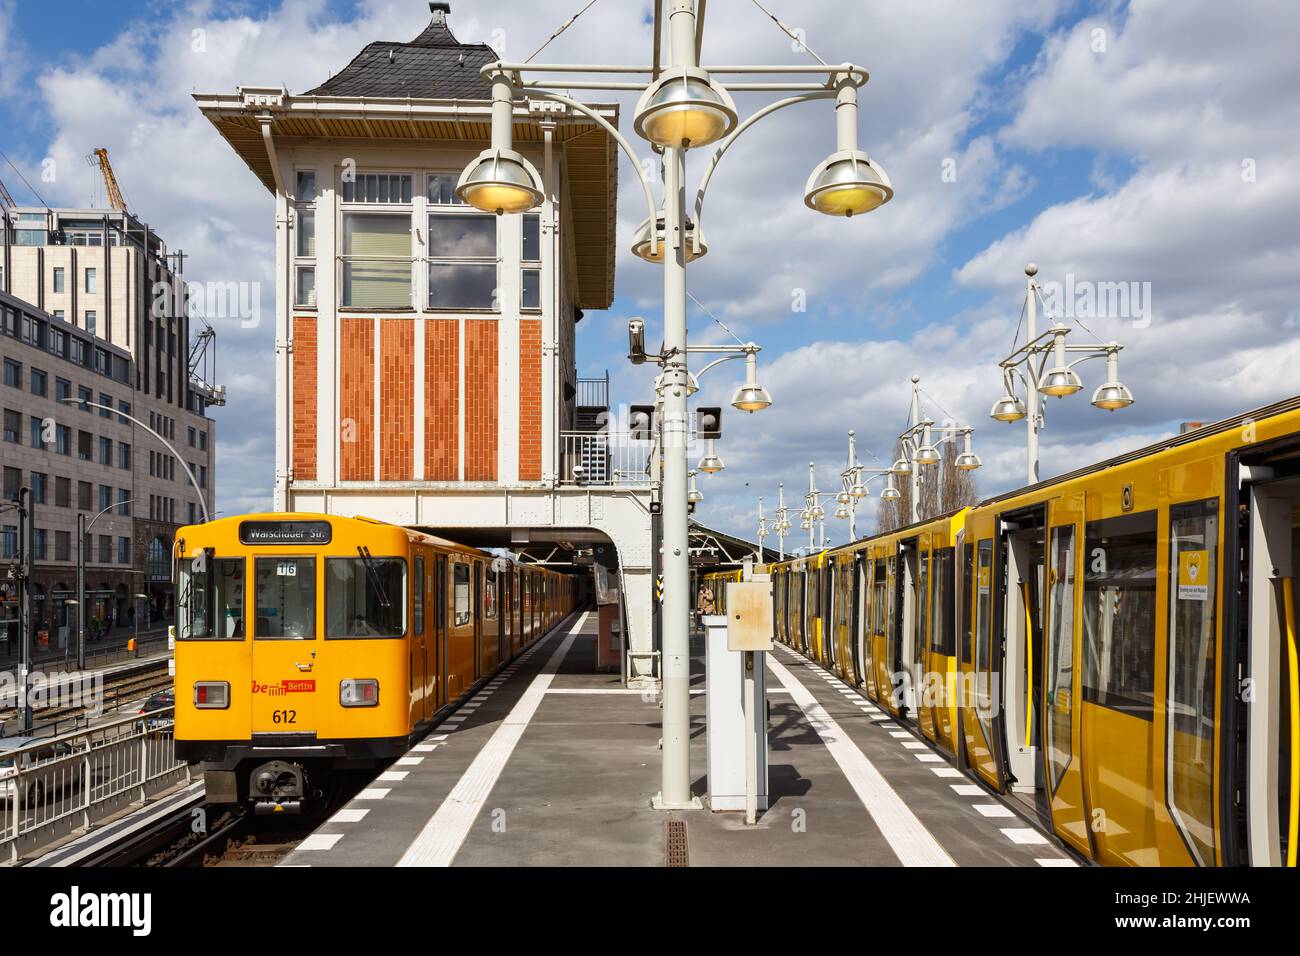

{"left": 651, "top": 793, "right": 704, "bottom": 811}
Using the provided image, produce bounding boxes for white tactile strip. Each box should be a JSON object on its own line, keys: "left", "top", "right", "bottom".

{"left": 276, "top": 616, "right": 582, "bottom": 866}
{"left": 774, "top": 643, "right": 1073, "bottom": 866}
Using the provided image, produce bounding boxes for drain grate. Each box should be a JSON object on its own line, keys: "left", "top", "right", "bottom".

{"left": 665, "top": 820, "right": 689, "bottom": 868}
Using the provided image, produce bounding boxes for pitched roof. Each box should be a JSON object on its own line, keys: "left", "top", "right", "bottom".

{"left": 305, "top": 13, "right": 498, "bottom": 100}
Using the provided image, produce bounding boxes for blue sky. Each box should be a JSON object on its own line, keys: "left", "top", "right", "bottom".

{"left": 3, "top": 0, "right": 1297, "bottom": 543}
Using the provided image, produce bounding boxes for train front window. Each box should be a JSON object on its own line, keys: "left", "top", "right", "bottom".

{"left": 177, "top": 557, "right": 246, "bottom": 640}
{"left": 254, "top": 557, "right": 316, "bottom": 640}
{"left": 325, "top": 557, "right": 407, "bottom": 638}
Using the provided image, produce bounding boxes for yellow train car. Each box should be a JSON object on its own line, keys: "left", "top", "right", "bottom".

{"left": 172, "top": 512, "right": 575, "bottom": 811}
{"left": 955, "top": 396, "right": 1300, "bottom": 866}
{"left": 766, "top": 395, "right": 1300, "bottom": 866}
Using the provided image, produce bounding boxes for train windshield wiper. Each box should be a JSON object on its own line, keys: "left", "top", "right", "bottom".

{"left": 357, "top": 546, "right": 393, "bottom": 609}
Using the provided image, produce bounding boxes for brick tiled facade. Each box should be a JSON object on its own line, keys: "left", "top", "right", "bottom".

{"left": 339, "top": 318, "right": 374, "bottom": 481}
{"left": 424, "top": 319, "right": 459, "bottom": 481}
{"left": 291, "top": 316, "right": 317, "bottom": 481}
{"left": 379, "top": 319, "right": 414, "bottom": 481}
{"left": 519, "top": 320, "right": 542, "bottom": 481}
{"left": 464, "top": 320, "right": 498, "bottom": 481}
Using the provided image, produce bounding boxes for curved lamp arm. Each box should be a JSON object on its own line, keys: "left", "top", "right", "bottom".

{"left": 693, "top": 90, "right": 837, "bottom": 251}
{"left": 513, "top": 86, "right": 660, "bottom": 256}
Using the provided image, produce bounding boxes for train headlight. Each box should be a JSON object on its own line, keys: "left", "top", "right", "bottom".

{"left": 340, "top": 679, "right": 380, "bottom": 707}
{"left": 193, "top": 681, "right": 230, "bottom": 709}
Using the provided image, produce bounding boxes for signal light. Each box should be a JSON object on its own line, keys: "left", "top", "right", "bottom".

{"left": 341, "top": 679, "right": 380, "bottom": 707}
{"left": 696, "top": 406, "right": 722, "bottom": 440}
{"left": 193, "top": 681, "right": 230, "bottom": 709}
{"left": 629, "top": 404, "right": 656, "bottom": 441}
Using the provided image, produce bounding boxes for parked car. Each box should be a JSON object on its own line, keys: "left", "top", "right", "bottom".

{"left": 136, "top": 690, "right": 175, "bottom": 732}
{"left": 0, "top": 737, "right": 88, "bottom": 807}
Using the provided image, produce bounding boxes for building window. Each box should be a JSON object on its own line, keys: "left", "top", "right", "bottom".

{"left": 52, "top": 310, "right": 65, "bottom": 322}
{"left": 56, "top": 378, "right": 71, "bottom": 402}
{"left": 99, "top": 436, "right": 113, "bottom": 466}
{"left": 85, "top": 268, "right": 97, "bottom": 294}
{"left": 117, "top": 536, "right": 130, "bottom": 564}
{"left": 4, "top": 358, "right": 21, "bottom": 389}
{"left": 119, "top": 442, "right": 131, "bottom": 470}
{"left": 30, "top": 415, "right": 44, "bottom": 448}
{"left": 187, "top": 426, "right": 196, "bottom": 447}
{"left": 522, "top": 214, "right": 542, "bottom": 310}
{"left": 55, "top": 477, "right": 70, "bottom": 508}
{"left": 56, "top": 425, "right": 70, "bottom": 456}
{"left": 427, "top": 174, "right": 468, "bottom": 206}
{"left": 427, "top": 213, "right": 497, "bottom": 310}
{"left": 117, "top": 489, "right": 130, "bottom": 516}
{"left": 53, "top": 267, "right": 66, "bottom": 294}
{"left": 199, "top": 464, "right": 208, "bottom": 489}
{"left": 1, "top": 525, "right": 16, "bottom": 559}
{"left": 341, "top": 212, "right": 410, "bottom": 308}
{"left": 32, "top": 529, "right": 47, "bottom": 561}
{"left": 296, "top": 208, "right": 315, "bottom": 258}
{"left": 98, "top": 534, "right": 111, "bottom": 564}
{"left": 78, "top": 385, "right": 92, "bottom": 410}
{"left": 30, "top": 368, "right": 48, "bottom": 397}
{"left": 198, "top": 430, "right": 207, "bottom": 451}
{"left": 295, "top": 266, "right": 316, "bottom": 307}
{"left": 77, "top": 429, "right": 92, "bottom": 461}
{"left": 78, "top": 480, "right": 92, "bottom": 511}
{"left": 342, "top": 172, "right": 412, "bottom": 203}
{"left": 99, "top": 484, "right": 112, "bottom": 513}
{"left": 295, "top": 170, "right": 316, "bottom": 201}
{"left": 54, "top": 530, "right": 70, "bottom": 561}
{"left": 117, "top": 399, "right": 130, "bottom": 424}
{"left": 30, "top": 472, "right": 47, "bottom": 504}
{"left": 3, "top": 408, "right": 20, "bottom": 443}
{"left": 98, "top": 393, "right": 112, "bottom": 418}
{"left": 3, "top": 466, "right": 20, "bottom": 501}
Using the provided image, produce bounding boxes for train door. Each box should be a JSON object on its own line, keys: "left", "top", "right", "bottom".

{"left": 898, "top": 539, "right": 922, "bottom": 718}
{"left": 1043, "top": 494, "right": 1092, "bottom": 857}
{"left": 435, "top": 554, "right": 448, "bottom": 709}
{"left": 1079, "top": 507, "right": 1160, "bottom": 864}
{"left": 967, "top": 537, "right": 1008, "bottom": 789}
{"left": 473, "top": 561, "right": 484, "bottom": 679}
{"left": 249, "top": 555, "right": 318, "bottom": 737}
{"left": 849, "top": 557, "right": 864, "bottom": 685}
{"left": 997, "top": 505, "right": 1046, "bottom": 797}
{"left": 494, "top": 567, "right": 508, "bottom": 668}
{"left": 854, "top": 554, "right": 871, "bottom": 691}
{"left": 413, "top": 553, "right": 430, "bottom": 724}
{"left": 925, "top": 547, "right": 956, "bottom": 752}
{"left": 774, "top": 571, "right": 787, "bottom": 646}
{"left": 1242, "top": 467, "right": 1300, "bottom": 866}
{"left": 882, "top": 553, "right": 903, "bottom": 715}
{"left": 868, "top": 555, "right": 888, "bottom": 704}
{"left": 823, "top": 564, "right": 837, "bottom": 670}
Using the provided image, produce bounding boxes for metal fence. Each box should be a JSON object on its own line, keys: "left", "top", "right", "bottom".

{"left": 1, "top": 709, "right": 189, "bottom": 864}
{"left": 575, "top": 374, "right": 609, "bottom": 409}
{"left": 560, "top": 431, "right": 654, "bottom": 486}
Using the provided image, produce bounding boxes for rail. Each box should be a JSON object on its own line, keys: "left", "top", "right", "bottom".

{"left": 1, "top": 708, "right": 189, "bottom": 864}
{"left": 575, "top": 374, "right": 610, "bottom": 409}
{"left": 560, "top": 431, "right": 654, "bottom": 486}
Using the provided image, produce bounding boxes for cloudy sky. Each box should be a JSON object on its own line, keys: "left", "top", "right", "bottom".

{"left": 3, "top": 0, "right": 1298, "bottom": 544}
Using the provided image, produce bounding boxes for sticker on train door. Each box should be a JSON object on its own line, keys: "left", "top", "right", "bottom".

{"left": 1177, "top": 550, "right": 1208, "bottom": 600}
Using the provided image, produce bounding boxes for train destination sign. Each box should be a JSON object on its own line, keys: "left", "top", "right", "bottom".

{"left": 238, "top": 520, "right": 333, "bottom": 546}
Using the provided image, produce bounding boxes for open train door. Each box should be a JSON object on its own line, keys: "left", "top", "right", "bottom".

{"left": 1239, "top": 449, "right": 1300, "bottom": 867}
{"left": 1043, "top": 493, "right": 1094, "bottom": 858}
{"left": 995, "top": 504, "right": 1046, "bottom": 801}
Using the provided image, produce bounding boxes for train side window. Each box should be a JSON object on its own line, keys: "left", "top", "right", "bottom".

{"left": 324, "top": 556, "right": 406, "bottom": 639}
{"left": 975, "top": 541, "right": 993, "bottom": 671}
{"left": 454, "top": 563, "right": 471, "bottom": 626}
{"left": 885, "top": 557, "right": 896, "bottom": 644}
{"left": 1166, "top": 498, "right": 1219, "bottom": 865}
{"left": 485, "top": 567, "right": 498, "bottom": 619}
{"left": 930, "top": 549, "right": 954, "bottom": 657}
{"left": 959, "top": 544, "right": 973, "bottom": 664}
{"left": 414, "top": 556, "right": 425, "bottom": 636}
{"left": 177, "top": 557, "right": 245, "bottom": 640}
{"left": 253, "top": 557, "right": 316, "bottom": 640}
{"left": 1082, "top": 510, "right": 1158, "bottom": 719}
{"left": 872, "top": 559, "right": 886, "bottom": 636}
{"left": 1045, "top": 525, "right": 1077, "bottom": 791}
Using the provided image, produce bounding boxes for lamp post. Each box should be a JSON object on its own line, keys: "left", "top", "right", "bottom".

{"left": 756, "top": 496, "right": 767, "bottom": 561}
{"left": 890, "top": 375, "right": 981, "bottom": 523}
{"left": 455, "top": 0, "right": 890, "bottom": 811}
{"left": 836, "top": 429, "right": 900, "bottom": 540}
{"left": 990, "top": 263, "right": 1134, "bottom": 484}
{"left": 75, "top": 498, "right": 136, "bottom": 671}
{"left": 774, "top": 483, "right": 791, "bottom": 561}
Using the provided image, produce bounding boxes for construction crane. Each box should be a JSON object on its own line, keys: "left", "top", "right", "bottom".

{"left": 86, "top": 148, "right": 129, "bottom": 213}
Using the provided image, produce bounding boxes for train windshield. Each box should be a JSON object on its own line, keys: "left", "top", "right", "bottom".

{"left": 325, "top": 557, "right": 407, "bottom": 638}
{"left": 176, "top": 557, "right": 246, "bottom": 640}
{"left": 254, "top": 557, "right": 317, "bottom": 640}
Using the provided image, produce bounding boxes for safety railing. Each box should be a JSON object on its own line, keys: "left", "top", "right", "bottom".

{"left": 1, "top": 708, "right": 189, "bottom": 864}
{"left": 560, "top": 431, "right": 654, "bottom": 487}
{"left": 575, "top": 374, "right": 610, "bottom": 410}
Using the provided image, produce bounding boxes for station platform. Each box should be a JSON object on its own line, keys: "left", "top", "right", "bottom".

{"left": 281, "top": 611, "right": 1077, "bottom": 867}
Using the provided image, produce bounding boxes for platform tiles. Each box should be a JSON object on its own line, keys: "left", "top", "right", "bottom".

{"left": 281, "top": 616, "right": 1075, "bottom": 868}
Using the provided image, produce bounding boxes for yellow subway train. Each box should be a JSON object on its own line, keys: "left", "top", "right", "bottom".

{"left": 723, "top": 395, "right": 1300, "bottom": 866}
{"left": 172, "top": 513, "right": 575, "bottom": 812}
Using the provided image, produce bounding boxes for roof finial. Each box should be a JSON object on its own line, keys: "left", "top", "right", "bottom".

{"left": 430, "top": 2, "right": 450, "bottom": 23}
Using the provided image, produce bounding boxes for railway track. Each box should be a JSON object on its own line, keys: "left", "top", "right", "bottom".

{"left": 0, "top": 658, "right": 171, "bottom": 729}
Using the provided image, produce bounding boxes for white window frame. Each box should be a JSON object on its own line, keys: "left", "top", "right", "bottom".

{"left": 425, "top": 170, "right": 500, "bottom": 314}
{"left": 337, "top": 166, "right": 417, "bottom": 312}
